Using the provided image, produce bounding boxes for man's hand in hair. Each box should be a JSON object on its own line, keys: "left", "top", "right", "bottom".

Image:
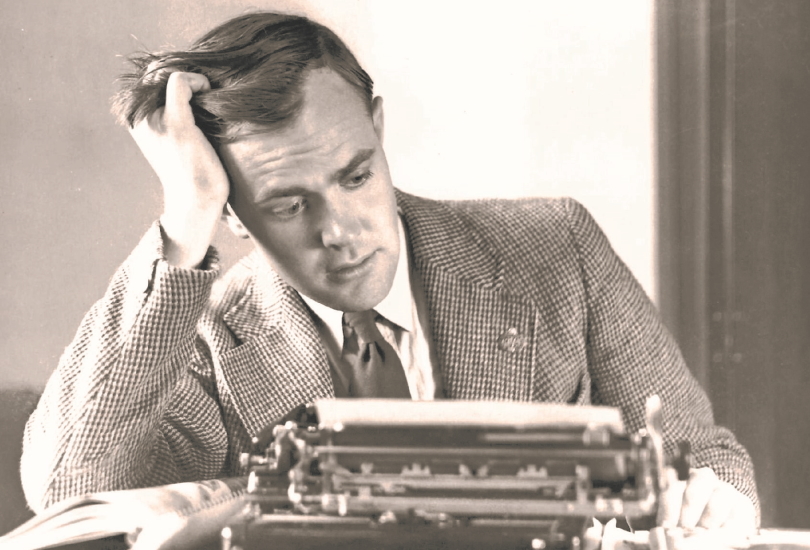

{"left": 130, "top": 72, "right": 230, "bottom": 269}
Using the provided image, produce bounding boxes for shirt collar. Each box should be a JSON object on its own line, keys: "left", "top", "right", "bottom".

{"left": 301, "top": 216, "right": 414, "bottom": 339}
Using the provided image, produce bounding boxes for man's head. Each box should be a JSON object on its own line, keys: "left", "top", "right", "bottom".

{"left": 114, "top": 13, "right": 400, "bottom": 312}
{"left": 220, "top": 68, "right": 399, "bottom": 312}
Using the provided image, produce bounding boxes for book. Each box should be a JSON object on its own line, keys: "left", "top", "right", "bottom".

{"left": 0, "top": 477, "right": 248, "bottom": 550}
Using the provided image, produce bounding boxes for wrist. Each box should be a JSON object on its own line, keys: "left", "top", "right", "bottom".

{"left": 160, "top": 206, "right": 221, "bottom": 268}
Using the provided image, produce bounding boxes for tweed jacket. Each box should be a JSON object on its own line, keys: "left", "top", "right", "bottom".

{"left": 21, "top": 191, "right": 757, "bottom": 513}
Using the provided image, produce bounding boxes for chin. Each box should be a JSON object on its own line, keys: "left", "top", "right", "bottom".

{"left": 334, "top": 282, "right": 390, "bottom": 312}
{"left": 332, "top": 293, "right": 384, "bottom": 313}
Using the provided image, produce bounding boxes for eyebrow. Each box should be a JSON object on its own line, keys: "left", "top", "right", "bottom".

{"left": 332, "top": 148, "right": 375, "bottom": 182}
{"left": 255, "top": 184, "right": 310, "bottom": 205}
{"left": 254, "top": 148, "right": 376, "bottom": 204}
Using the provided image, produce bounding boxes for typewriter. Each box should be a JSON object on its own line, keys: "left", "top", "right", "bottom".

{"left": 223, "top": 398, "right": 681, "bottom": 550}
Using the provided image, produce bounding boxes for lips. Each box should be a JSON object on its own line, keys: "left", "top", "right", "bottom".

{"left": 326, "top": 251, "right": 377, "bottom": 282}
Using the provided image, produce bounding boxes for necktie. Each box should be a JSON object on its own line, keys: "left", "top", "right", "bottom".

{"left": 341, "top": 310, "right": 411, "bottom": 398}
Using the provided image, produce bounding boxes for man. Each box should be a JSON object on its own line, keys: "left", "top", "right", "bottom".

{"left": 21, "top": 12, "right": 758, "bottom": 532}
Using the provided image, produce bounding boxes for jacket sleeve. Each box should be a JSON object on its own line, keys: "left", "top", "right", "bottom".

{"left": 563, "top": 198, "right": 759, "bottom": 516}
{"left": 21, "top": 223, "right": 230, "bottom": 513}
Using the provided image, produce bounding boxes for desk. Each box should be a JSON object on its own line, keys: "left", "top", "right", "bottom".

{"left": 750, "top": 530, "right": 810, "bottom": 550}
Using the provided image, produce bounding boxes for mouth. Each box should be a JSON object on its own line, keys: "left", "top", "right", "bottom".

{"left": 326, "top": 251, "right": 377, "bottom": 282}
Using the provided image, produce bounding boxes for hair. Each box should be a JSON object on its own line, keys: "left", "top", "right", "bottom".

{"left": 111, "top": 12, "right": 374, "bottom": 145}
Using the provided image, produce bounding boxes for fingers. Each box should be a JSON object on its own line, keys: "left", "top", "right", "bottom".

{"left": 698, "top": 482, "right": 757, "bottom": 535}
{"left": 658, "top": 467, "right": 686, "bottom": 528}
{"left": 128, "top": 72, "right": 211, "bottom": 137}
{"left": 164, "top": 72, "right": 211, "bottom": 128}
{"left": 679, "top": 467, "right": 719, "bottom": 528}
{"left": 675, "top": 467, "right": 757, "bottom": 535}
{"left": 695, "top": 483, "right": 733, "bottom": 529}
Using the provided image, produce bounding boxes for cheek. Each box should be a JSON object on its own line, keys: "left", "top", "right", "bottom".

{"left": 363, "top": 179, "right": 398, "bottom": 229}
{"left": 256, "top": 223, "right": 309, "bottom": 263}
{"left": 258, "top": 233, "right": 321, "bottom": 288}
{"left": 235, "top": 208, "right": 313, "bottom": 273}
{"left": 366, "top": 210, "right": 396, "bottom": 241}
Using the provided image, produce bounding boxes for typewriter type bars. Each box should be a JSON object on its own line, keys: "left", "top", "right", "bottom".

{"left": 228, "top": 400, "right": 661, "bottom": 550}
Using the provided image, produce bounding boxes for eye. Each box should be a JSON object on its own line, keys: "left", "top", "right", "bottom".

{"left": 345, "top": 170, "right": 374, "bottom": 189}
{"left": 267, "top": 196, "right": 308, "bottom": 219}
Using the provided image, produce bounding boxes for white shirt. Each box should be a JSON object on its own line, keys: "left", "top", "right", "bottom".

{"left": 301, "top": 217, "right": 441, "bottom": 399}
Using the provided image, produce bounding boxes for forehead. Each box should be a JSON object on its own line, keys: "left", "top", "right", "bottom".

{"left": 220, "top": 69, "right": 375, "bottom": 176}
{"left": 294, "top": 68, "right": 372, "bottom": 133}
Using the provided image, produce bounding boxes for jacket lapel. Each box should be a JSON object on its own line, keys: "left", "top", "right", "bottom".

{"left": 397, "top": 191, "right": 538, "bottom": 401}
{"left": 217, "top": 255, "right": 334, "bottom": 437}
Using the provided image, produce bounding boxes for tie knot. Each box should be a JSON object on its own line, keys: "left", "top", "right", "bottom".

{"left": 342, "top": 310, "right": 380, "bottom": 346}
{"left": 339, "top": 309, "right": 410, "bottom": 398}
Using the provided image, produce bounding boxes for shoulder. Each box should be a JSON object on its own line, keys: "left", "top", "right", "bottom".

{"left": 398, "top": 191, "right": 589, "bottom": 264}
{"left": 397, "top": 190, "right": 586, "bottom": 241}
{"left": 396, "top": 191, "right": 596, "bottom": 297}
{"left": 446, "top": 195, "right": 579, "bottom": 237}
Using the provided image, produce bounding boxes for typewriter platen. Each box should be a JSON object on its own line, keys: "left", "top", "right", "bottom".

{"left": 224, "top": 399, "right": 679, "bottom": 550}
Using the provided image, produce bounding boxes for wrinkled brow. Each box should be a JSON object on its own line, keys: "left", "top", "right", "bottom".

{"left": 332, "top": 148, "right": 375, "bottom": 182}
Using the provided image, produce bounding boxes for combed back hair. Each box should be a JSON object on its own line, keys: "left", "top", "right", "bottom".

{"left": 111, "top": 12, "right": 374, "bottom": 145}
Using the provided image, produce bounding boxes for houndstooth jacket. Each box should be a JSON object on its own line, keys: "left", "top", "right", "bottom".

{"left": 21, "top": 191, "right": 758, "bottom": 513}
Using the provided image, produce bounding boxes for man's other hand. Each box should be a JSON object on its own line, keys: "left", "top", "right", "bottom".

{"left": 130, "top": 72, "right": 231, "bottom": 268}
{"left": 659, "top": 467, "right": 757, "bottom": 534}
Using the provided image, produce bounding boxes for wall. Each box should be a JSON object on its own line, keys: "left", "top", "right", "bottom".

{"left": 1, "top": 0, "right": 654, "bottom": 390}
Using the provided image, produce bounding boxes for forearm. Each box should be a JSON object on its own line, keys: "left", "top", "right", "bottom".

{"left": 583, "top": 258, "right": 759, "bottom": 511}
{"left": 21, "top": 224, "right": 226, "bottom": 511}
{"left": 564, "top": 198, "right": 759, "bottom": 516}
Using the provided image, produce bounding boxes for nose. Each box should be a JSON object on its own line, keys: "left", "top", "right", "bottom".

{"left": 319, "top": 195, "right": 361, "bottom": 250}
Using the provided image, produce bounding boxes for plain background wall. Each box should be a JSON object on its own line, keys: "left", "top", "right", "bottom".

{"left": 1, "top": 0, "right": 654, "bottom": 390}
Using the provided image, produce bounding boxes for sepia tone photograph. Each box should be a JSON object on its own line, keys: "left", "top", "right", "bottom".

{"left": 1, "top": 0, "right": 808, "bottom": 547}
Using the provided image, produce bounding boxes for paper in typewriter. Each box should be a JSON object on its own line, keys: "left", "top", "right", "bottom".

{"left": 314, "top": 399, "right": 626, "bottom": 432}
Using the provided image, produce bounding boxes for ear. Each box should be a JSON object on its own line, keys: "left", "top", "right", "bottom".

{"left": 371, "top": 96, "right": 384, "bottom": 143}
{"left": 222, "top": 203, "right": 251, "bottom": 239}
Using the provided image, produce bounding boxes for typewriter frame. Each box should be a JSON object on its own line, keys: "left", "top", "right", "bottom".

{"left": 223, "top": 401, "right": 663, "bottom": 550}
